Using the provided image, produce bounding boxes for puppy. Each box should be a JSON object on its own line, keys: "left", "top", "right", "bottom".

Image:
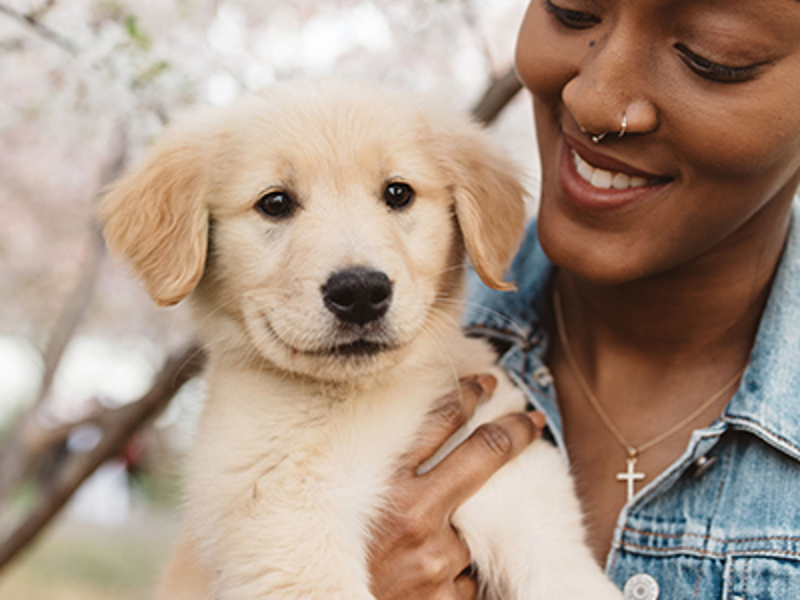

{"left": 99, "top": 81, "right": 621, "bottom": 600}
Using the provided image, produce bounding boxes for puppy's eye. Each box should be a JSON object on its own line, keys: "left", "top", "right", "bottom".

{"left": 383, "top": 182, "right": 415, "bottom": 210}
{"left": 255, "top": 190, "right": 295, "bottom": 219}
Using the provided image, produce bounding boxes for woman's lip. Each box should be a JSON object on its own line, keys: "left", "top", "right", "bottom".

{"left": 564, "top": 134, "right": 668, "bottom": 180}
{"left": 558, "top": 137, "right": 671, "bottom": 213}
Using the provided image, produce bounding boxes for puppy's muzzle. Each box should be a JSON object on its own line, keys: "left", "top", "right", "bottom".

{"left": 322, "top": 268, "right": 392, "bottom": 326}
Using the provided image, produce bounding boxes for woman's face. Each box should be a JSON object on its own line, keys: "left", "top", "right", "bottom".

{"left": 516, "top": 0, "right": 800, "bottom": 284}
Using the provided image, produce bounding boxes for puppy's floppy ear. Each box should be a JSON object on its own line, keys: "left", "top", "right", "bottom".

{"left": 97, "top": 121, "right": 218, "bottom": 306}
{"left": 439, "top": 122, "right": 527, "bottom": 292}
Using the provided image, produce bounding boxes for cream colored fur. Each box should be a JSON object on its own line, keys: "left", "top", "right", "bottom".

{"left": 99, "top": 80, "right": 621, "bottom": 599}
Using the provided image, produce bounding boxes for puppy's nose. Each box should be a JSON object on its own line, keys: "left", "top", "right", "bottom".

{"left": 322, "top": 268, "right": 392, "bottom": 326}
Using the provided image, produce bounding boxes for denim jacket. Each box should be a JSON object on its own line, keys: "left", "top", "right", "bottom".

{"left": 463, "top": 200, "right": 800, "bottom": 599}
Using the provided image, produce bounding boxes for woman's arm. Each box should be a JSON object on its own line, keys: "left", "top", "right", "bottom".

{"left": 368, "top": 375, "right": 545, "bottom": 599}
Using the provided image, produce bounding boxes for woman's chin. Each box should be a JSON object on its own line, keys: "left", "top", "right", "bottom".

{"left": 535, "top": 211, "right": 661, "bottom": 286}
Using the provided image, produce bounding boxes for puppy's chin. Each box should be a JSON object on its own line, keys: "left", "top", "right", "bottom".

{"left": 250, "top": 331, "right": 408, "bottom": 383}
{"left": 234, "top": 310, "right": 405, "bottom": 383}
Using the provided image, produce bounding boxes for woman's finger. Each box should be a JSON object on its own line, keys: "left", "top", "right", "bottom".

{"left": 368, "top": 518, "right": 473, "bottom": 598}
{"left": 420, "top": 411, "right": 543, "bottom": 511}
{"left": 402, "top": 375, "right": 497, "bottom": 468}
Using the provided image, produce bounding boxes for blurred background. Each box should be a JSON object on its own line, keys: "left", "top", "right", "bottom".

{"left": 0, "top": 0, "right": 540, "bottom": 597}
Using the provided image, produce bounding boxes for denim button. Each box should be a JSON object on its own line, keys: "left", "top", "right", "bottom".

{"left": 624, "top": 573, "right": 659, "bottom": 600}
{"left": 532, "top": 365, "right": 553, "bottom": 388}
{"left": 690, "top": 454, "right": 718, "bottom": 479}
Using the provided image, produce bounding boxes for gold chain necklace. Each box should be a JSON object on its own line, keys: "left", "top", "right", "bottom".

{"left": 553, "top": 286, "right": 747, "bottom": 501}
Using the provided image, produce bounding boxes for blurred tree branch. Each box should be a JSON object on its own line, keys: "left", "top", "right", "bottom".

{"left": 0, "top": 2, "right": 76, "bottom": 55}
{"left": 0, "top": 125, "right": 127, "bottom": 502}
{"left": 0, "top": 3, "right": 171, "bottom": 124}
{"left": 35, "top": 125, "right": 127, "bottom": 411}
{"left": 0, "top": 342, "right": 205, "bottom": 571}
{"left": 471, "top": 66, "right": 523, "bottom": 126}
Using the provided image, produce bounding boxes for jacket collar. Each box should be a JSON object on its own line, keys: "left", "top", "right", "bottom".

{"left": 723, "top": 200, "right": 800, "bottom": 461}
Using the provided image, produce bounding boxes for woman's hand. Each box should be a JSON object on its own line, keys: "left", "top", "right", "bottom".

{"left": 368, "top": 375, "right": 545, "bottom": 599}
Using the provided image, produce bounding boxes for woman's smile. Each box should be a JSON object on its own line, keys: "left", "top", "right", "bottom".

{"left": 571, "top": 150, "right": 649, "bottom": 190}
{"left": 558, "top": 134, "right": 672, "bottom": 214}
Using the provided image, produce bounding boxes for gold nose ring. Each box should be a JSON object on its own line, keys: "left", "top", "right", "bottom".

{"left": 577, "top": 120, "right": 609, "bottom": 144}
{"left": 590, "top": 132, "right": 607, "bottom": 144}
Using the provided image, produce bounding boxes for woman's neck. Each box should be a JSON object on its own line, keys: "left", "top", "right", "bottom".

{"left": 556, "top": 207, "right": 792, "bottom": 386}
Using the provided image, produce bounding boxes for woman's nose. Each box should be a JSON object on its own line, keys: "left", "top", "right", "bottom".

{"left": 562, "top": 32, "right": 660, "bottom": 139}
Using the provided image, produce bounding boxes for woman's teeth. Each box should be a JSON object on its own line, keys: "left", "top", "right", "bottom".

{"left": 572, "top": 149, "right": 649, "bottom": 190}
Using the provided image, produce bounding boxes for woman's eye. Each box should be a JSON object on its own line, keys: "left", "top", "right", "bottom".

{"left": 383, "top": 182, "right": 415, "bottom": 210}
{"left": 543, "top": 0, "right": 600, "bottom": 29}
{"left": 675, "top": 44, "right": 764, "bottom": 84}
{"left": 255, "top": 190, "right": 295, "bottom": 219}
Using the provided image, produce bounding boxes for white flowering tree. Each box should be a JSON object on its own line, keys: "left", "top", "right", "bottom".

{"left": 0, "top": 0, "right": 535, "bottom": 570}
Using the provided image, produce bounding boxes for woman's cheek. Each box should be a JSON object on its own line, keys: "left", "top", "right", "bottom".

{"left": 670, "top": 80, "right": 800, "bottom": 180}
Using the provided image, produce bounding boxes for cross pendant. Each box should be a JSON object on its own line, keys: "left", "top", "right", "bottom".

{"left": 616, "top": 456, "right": 645, "bottom": 501}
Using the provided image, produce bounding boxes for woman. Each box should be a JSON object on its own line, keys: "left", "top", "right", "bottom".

{"left": 369, "top": 0, "right": 800, "bottom": 597}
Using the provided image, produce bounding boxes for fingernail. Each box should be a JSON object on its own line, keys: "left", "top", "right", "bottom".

{"left": 475, "top": 374, "right": 497, "bottom": 399}
{"left": 527, "top": 411, "right": 546, "bottom": 429}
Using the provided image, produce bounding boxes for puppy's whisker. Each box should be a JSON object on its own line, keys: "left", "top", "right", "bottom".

{"left": 190, "top": 292, "right": 248, "bottom": 333}
{"left": 434, "top": 296, "right": 528, "bottom": 340}
{"left": 425, "top": 304, "right": 467, "bottom": 338}
{"left": 418, "top": 315, "right": 461, "bottom": 391}
{"left": 425, "top": 304, "right": 463, "bottom": 333}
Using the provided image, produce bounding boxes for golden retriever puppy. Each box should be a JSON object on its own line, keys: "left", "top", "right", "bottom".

{"left": 99, "top": 80, "right": 621, "bottom": 600}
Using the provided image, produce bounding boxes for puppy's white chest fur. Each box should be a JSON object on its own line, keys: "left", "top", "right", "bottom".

{"left": 186, "top": 338, "right": 480, "bottom": 597}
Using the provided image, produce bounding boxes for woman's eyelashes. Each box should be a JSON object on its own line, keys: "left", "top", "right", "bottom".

{"left": 542, "top": 0, "right": 599, "bottom": 29}
{"left": 543, "top": 0, "right": 766, "bottom": 85}
{"left": 674, "top": 44, "right": 766, "bottom": 84}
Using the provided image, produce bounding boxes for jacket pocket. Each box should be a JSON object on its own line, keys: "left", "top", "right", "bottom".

{"left": 723, "top": 555, "right": 800, "bottom": 599}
